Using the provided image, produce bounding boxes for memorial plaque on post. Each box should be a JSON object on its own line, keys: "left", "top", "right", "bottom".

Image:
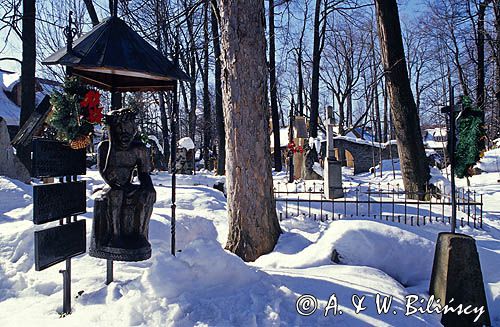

{"left": 33, "top": 181, "right": 86, "bottom": 224}
{"left": 34, "top": 220, "right": 86, "bottom": 271}
{"left": 31, "top": 139, "right": 86, "bottom": 178}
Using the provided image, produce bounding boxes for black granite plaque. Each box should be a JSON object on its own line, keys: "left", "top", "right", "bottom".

{"left": 34, "top": 220, "right": 86, "bottom": 271}
{"left": 31, "top": 139, "right": 86, "bottom": 178}
{"left": 33, "top": 181, "right": 86, "bottom": 225}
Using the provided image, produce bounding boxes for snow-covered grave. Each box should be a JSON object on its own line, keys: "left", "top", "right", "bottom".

{"left": 0, "top": 159, "right": 499, "bottom": 326}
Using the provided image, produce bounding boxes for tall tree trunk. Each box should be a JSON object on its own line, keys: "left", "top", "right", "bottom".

{"left": 18, "top": 0, "right": 36, "bottom": 167}
{"left": 269, "top": 0, "right": 282, "bottom": 171}
{"left": 383, "top": 79, "right": 389, "bottom": 142}
{"left": 371, "top": 30, "right": 382, "bottom": 142}
{"left": 297, "top": 49, "right": 305, "bottom": 116}
{"left": 187, "top": 14, "right": 197, "bottom": 141}
{"left": 211, "top": 0, "right": 226, "bottom": 175}
{"left": 309, "top": 0, "right": 323, "bottom": 137}
{"left": 495, "top": 1, "right": 500, "bottom": 137}
{"left": 203, "top": 1, "right": 212, "bottom": 169}
{"left": 219, "top": 0, "right": 281, "bottom": 261}
{"left": 477, "top": 1, "right": 489, "bottom": 117}
{"left": 83, "top": 0, "right": 100, "bottom": 26}
{"left": 20, "top": 0, "right": 36, "bottom": 127}
{"left": 346, "top": 64, "right": 353, "bottom": 127}
{"left": 374, "top": 0, "right": 430, "bottom": 198}
{"left": 296, "top": 3, "right": 308, "bottom": 117}
{"left": 158, "top": 93, "right": 170, "bottom": 169}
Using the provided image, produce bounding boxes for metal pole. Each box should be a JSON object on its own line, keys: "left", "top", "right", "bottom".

{"left": 59, "top": 262, "right": 71, "bottom": 315}
{"left": 449, "top": 85, "right": 457, "bottom": 233}
{"left": 106, "top": 259, "right": 113, "bottom": 285}
{"left": 171, "top": 82, "right": 178, "bottom": 256}
{"left": 288, "top": 114, "right": 295, "bottom": 183}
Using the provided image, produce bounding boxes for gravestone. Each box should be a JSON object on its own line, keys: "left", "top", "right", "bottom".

{"left": 429, "top": 233, "right": 490, "bottom": 326}
{"left": 175, "top": 137, "right": 195, "bottom": 175}
{"left": 90, "top": 108, "right": 156, "bottom": 261}
{"left": 292, "top": 116, "right": 308, "bottom": 179}
{"left": 0, "top": 117, "right": 30, "bottom": 183}
{"left": 302, "top": 144, "right": 322, "bottom": 180}
{"left": 324, "top": 123, "right": 343, "bottom": 199}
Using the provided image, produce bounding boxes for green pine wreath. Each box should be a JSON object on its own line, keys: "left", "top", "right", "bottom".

{"left": 455, "top": 96, "right": 486, "bottom": 178}
{"left": 49, "top": 76, "right": 102, "bottom": 146}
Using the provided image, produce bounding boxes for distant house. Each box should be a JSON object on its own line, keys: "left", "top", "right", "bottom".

{"left": 0, "top": 69, "right": 59, "bottom": 139}
{"left": 423, "top": 127, "right": 448, "bottom": 166}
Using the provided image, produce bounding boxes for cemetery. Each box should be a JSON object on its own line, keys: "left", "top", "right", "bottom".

{"left": 0, "top": 0, "right": 499, "bottom": 326}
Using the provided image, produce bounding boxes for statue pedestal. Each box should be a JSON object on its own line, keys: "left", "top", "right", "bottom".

{"left": 429, "top": 233, "right": 490, "bottom": 326}
{"left": 324, "top": 157, "right": 343, "bottom": 199}
{"left": 89, "top": 193, "right": 152, "bottom": 262}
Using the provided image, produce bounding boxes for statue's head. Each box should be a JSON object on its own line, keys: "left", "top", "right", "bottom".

{"left": 104, "top": 108, "right": 138, "bottom": 150}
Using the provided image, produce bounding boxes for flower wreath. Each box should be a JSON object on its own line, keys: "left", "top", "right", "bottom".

{"left": 49, "top": 77, "right": 103, "bottom": 149}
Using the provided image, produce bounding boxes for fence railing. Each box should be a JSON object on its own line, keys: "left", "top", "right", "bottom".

{"left": 273, "top": 181, "right": 324, "bottom": 195}
{"left": 274, "top": 182, "right": 483, "bottom": 229}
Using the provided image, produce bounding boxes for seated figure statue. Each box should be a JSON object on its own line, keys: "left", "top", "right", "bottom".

{"left": 90, "top": 108, "right": 156, "bottom": 261}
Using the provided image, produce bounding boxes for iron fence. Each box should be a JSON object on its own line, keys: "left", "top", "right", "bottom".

{"left": 274, "top": 182, "right": 483, "bottom": 229}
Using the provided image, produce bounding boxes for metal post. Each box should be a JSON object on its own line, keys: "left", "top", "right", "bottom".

{"left": 170, "top": 39, "right": 180, "bottom": 255}
{"left": 106, "top": 259, "right": 113, "bottom": 285}
{"left": 429, "top": 189, "right": 432, "bottom": 223}
{"left": 473, "top": 191, "right": 477, "bottom": 228}
{"left": 379, "top": 183, "right": 382, "bottom": 219}
{"left": 343, "top": 188, "right": 347, "bottom": 216}
{"left": 355, "top": 188, "right": 359, "bottom": 216}
{"left": 480, "top": 194, "right": 483, "bottom": 228}
{"left": 59, "top": 261, "right": 71, "bottom": 315}
{"left": 367, "top": 184, "right": 371, "bottom": 216}
{"left": 288, "top": 114, "right": 295, "bottom": 183}
{"left": 449, "top": 86, "right": 457, "bottom": 233}
{"left": 170, "top": 83, "right": 178, "bottom": 256}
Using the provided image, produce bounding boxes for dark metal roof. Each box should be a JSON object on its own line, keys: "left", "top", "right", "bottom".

{"left": 42, "top": 16, "right": 189, "bottom": 92}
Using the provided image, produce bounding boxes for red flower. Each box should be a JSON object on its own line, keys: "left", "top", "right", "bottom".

{"left": 288, "top": 141, "right": 296, "bottom": 150}
{"left": 296, "top": 145, "right": 304, "bottom": 154}
{"left": 80, "top": 90, "right": 101, "bottom": 109}
{"left": 88, "top": 106, "right": 103, "bottom": 124}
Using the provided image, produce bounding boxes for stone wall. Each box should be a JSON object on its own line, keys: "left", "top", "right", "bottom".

{"left": 332, "top": 138, "right": 398, "bottom": 174}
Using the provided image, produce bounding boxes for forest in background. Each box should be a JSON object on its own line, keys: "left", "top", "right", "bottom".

{"left": 1, "top": 0, "right": 500, "bottom": 172}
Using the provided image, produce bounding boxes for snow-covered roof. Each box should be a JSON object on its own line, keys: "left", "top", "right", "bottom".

{"left": 270, "top": 127, "right": 289, "bottom": 149}
{"left": 332, "top": 135, "right": 397, "bottom": 148}
{"left": 0, "top": 71, "right": 21, "bottom": 126}
{"left": 148, "top": 135, "right": 164, "bottom": 154}
{"left": 178, "top": 137, "right": 195, "bottom": 150}
{"left": 1, "top": 71, "right": 20, "bottom": 92}
{"left": 0, "top": 71, "right": 59, "bottom": 126}
{"left": 423, "top": 127, "right": 447, "bottom": 149}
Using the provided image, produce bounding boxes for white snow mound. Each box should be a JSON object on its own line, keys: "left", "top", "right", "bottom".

{"left": 476, "top": 148, "right": 500, "bottom": 173}
{"left": 177, "top": 137, "right": 195, "bottom": 150}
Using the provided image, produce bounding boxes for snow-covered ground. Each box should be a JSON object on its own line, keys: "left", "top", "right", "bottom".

{"left": 0, "top": 161, "right": 499, "bottom": 326}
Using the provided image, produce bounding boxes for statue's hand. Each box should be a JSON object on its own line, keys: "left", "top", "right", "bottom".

{"left": 103, "top": 171, "right": 123, "bottom": 189}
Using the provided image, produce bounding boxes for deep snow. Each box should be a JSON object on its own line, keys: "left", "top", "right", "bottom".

{"left": 0, "top": 161, "right": 499, "bottom": 326}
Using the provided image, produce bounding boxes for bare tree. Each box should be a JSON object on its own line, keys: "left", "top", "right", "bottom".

{"left": 219, "top": 0, "right": 281, "bottom": 261}
{"left": 269, "top": 0, "right": 282, "bottom": 171}
{"left": 211, "top": 0, "right": 226, "bottom": 175}
{"left": 375, "top": 0, "right": 430, "bottom": 198}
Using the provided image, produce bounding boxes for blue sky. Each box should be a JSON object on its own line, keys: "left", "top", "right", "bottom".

{"left": 0, "top": 0, "right": 426, "bottom": 73}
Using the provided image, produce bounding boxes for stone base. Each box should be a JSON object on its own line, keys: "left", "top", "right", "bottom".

{"left": 90, "top": 195, "right": 153, "bottom": 262}
{"left": 89, "top": 243, "right": 151, "bottom": 261}
{"left": 324, "top": 157, "right": 343, "bottom": 199}
{"left": 429, "top": 232, "right": 490, "bottom": 326}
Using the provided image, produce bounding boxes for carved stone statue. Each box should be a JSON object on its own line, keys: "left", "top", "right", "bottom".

{"left": 90, "top": 108, "right": 156, "bottom": 261}
{"left": 302, "top": 144, "right": 322, "bottom": 180}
